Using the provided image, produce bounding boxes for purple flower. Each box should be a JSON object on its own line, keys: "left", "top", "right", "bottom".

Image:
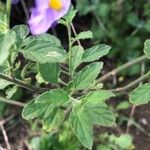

{"left": 12, "top": 0, "right": 19, "bottom": 4}
{"left": 29, "top": 0, "right": 71, "bottom": 35}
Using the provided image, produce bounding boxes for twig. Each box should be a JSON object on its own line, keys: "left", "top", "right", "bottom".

{"left": 0, "top": 145, "right": 6, "bottom": 150}
{"left": 126, "top": 62, "right": 145, "bottom": 133}
{"left": 126, "top": 105, "right": 136, "bottom": 133}
{"left": 61, "top": 69, "right": 69, "bottom": 76}
{"left": 20, "top": 0, "right": 29, "bottom": 20}
{"left": 0, "top": 125, "right": 11, "bottom": 150}
{"left": 0, "top": 97, "right": 25, "bottom": 107}
{"left": 97, "top": 55, "right": 147, "bottom": 83}
{"left": 110, "top": 71, "right": 150, "bottom": 92}
{"left": 0, "top": 73, "right": 48, "bottom": 93}
{"left": 71, "top": 23, "right": 82, "bottom": 47}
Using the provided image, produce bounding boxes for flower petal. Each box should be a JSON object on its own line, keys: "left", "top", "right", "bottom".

{"left": 29, "top": 0, "right": 71, "bottom": 35}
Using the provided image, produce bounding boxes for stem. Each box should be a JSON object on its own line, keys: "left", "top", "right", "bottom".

{"left": 0, "top": 125, "right": 11, "bottom": 150}
{"left": 61, "top": 69, "right": 69, "bottom": 76}
{"left": 97, "top": 55, "right": 148, "bottom": 83}
{"left": 126, "top": 105, "right": 136, "bottom": 133}
{"left": 6, "top": 0, "right": 12, "bottom": 27}
{"left": 0, "top": 73, "right": 48, "bottom": 93}
{"left": 126, "top": 62, "right": 145, "bottom": 133}
{"left": 67, "top": 25, "right": 73, "bottom": 78}
{"left": 0, "top": 97, "right": 25, "bottom": 107}
{"left": 71, "top": 23, "right": 82, "bottom": 47}
{"left": 110, "top": 71, "right": 150, "bottom": 92}
{"left": 20, "top": 0, "right": 29, "bottom": 20}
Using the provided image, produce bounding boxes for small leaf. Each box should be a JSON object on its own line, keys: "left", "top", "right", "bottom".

{"left": 69, "top": 46, "right": 84, "bottom": 74}
{"left": 144, "top": 39, "right": 150, "bottom": 58}
{"left": 129, "top": 83, "right": 150, "bottom": 105}
{"left": 82, "top": 44, "right": 111, "bottom": 62}
{"left": 70, "top": 104, "right": 93, "bottom": 149}
{"left": 12, "top": 25, "right": 29, "bottom": 47}
{"left": 73, "top": 62, "right": 103, "bottom": 90}
{"left": 115, "top": 134, "right": 132, "bottom": 149}
{"left": 116, "top": 101, "right": 130, "bottom": 110}
{"left": 63, "top": 8, "right": 77, "bottom": 24}
{"left": 43, "top": 109, "right": 64, "bottom": 131}
{"left": 6, "top": 86, "right": 17, "bottom": 99}
{"left": 0, "top": 31, "right": 16, "bottom": 65}
{"left": 73, "top": 31, "right": 93, "bottom": 43}
{"left": 38, "top": 63, "right": 60, "bottom": 84}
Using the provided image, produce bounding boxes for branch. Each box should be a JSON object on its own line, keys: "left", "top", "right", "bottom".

{"left": 110, "top": 71, "right": 150, "bottom": 92}
{"left": 0, "top": 73, "right": 48, "bottom": 93}
{"left": 126, "top": 62, "right": 146, "bottom": 133}
{"left": 0, "top": 97, "right": 25, "bottom": 107}
{"left": 0, "top": 125, "right": 11, "bottom": 150}
{"left": 97, "top": 55, "right": 148, "bottom": 83}
{"left": 71, "top": 23, "right": 82, "bottom": 47}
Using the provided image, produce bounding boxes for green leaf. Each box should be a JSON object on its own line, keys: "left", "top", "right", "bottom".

{"left": 0, "top": 62, "right": 12, "bottom": 89}
{"left": 22, "top": 40, "right": 67, "bottom": 63}
{"left": 35, "top": 89, "right": 69, "bottom": 105}
{"left": 22, "top": 99, "right": 47, "bottom": 120}
{"left": 0, "top": 14, "right": 8, "bottom": 33}
{"left": 73, "top": 31, "right": 93, "bottom": 43}
{"left": 84, "top": 103, "right": 115, "bottom": 126}
{"left": 6, "top": 86, "right": 17, "bottom": 99}
{"left": 81, "top": 91, "right": 115, "bottom": 126}
{"left": 129, "top": 83, "right": 150, "bottom": 105}
{"left": 43, "top": 108, "right": 64, "bottom": 131}
{"left": 0, "top": 79, "right": 11, "bottom": 89}
{"left": 115, "top": 134, "right": 132, "bottom": 149}
{"left": 22, "top": 89, "right": 69, "bottom": 120}
{"left": 38, "top": 63, "right": 60, "bottom": 84}
{"left": 63, "top": 8, "right": 77, "bottom": 24}
{"left": 97, "top": 144, "right": 111, "bottom": 150}
{"left": 70, "top": 104, "right": 93, "bottom": 149}
{"left": 69, "top": 46, "right": 84, "bottom": 74}
{"left": 144, "top": 39, "right": 150, "bottom": 58}
{"left": 0, "top": 31, "right": 16, "bottom": 65}
{"left": 84, "top": 90, "right": 115, "bottom": 104}
{"left": 82, "top": 44, "right": 111, "bottom": 62}
{"left": 116, "top": 101, "right": 130, "bottom": 110}
{"left": 12, "top": 25, "right": 29, "bottom": 47}
{"left": 35, "top": 33, "right": 61, "bottom": 46}
{"left": 35, "top": 89, "right": 69, "bottom": 118}
{"left": 73, "top": 62, "right": 103, "bottom": 90}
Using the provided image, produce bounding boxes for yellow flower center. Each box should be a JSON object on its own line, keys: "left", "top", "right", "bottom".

{"left": 49, "top": 0, "right": 63, "bottom": 11}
